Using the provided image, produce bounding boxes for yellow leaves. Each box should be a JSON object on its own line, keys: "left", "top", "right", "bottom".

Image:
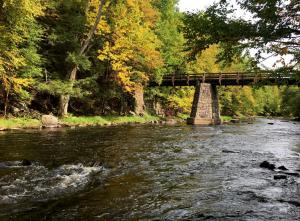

{"left": 0, "top": 73, "right": 34, "bottom": 104}
{"left": 188, "top": 44, "right": 222, "bottom": 73}
{"left": 23, "top": 0, "right": 44, "bottom": 16}
{"left": 138, "top": 0, "right": 160, "bottom": 26}
{"left": 97, "top": 0, "right": 163, "bottom": 92}
{"left": 3, "top": 0, "right": 44, "bottom": 20}
{"left": 117, "top": 72, "right": 135, "bottom": 92}
{"left": 87, "top": 0, "right": 110, "bottom": 35}
{"left": 167, "top": 88, "right": 194, "bottom": 114}
{"left": 12, "top": 77, "right": 33, "bottom": 88}
{"left": 188, "top": 44, "right": 249, "bottom": 74}
{"left": 126, "top": 0, "right": 136, "bottom": 7}
{"left": 0, "top": 73, "right": 33, "bottom": 93}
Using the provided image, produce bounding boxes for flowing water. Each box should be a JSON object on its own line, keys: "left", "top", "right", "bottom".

{"left": 0, "top": 118, "right": 299, "bottom": 220}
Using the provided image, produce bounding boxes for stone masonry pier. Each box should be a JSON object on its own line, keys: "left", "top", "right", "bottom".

{"left": 187, "top": 83, "right": 221, "bottom": 125}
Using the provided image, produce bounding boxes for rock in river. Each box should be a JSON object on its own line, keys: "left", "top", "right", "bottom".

{"left": 230, "top": 119, "right": 240, "bottom": 123}
{"left": 21, "top": 159, "right": 32, "bottom": 166}
{"left": 278, "top": 165, "right": 288, "bottom": 171}
{"left": 260, "top": 161, "right": 275, "bottom": 170}
{"left": 222, "top": 149, "right": 238, "bottom": 153}
{"left": 274, "top": 175, "right": 287, "bottom": 180}
{"left": 42, "top": 115, "right": 59, "bottom": 128}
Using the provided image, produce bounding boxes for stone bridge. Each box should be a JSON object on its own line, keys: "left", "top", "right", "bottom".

{"left": 148, "top": 72, "right": 298, "bottom": 125}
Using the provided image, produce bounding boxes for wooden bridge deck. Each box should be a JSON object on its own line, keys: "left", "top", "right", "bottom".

{"left": 149, "top": 72, "right": 298, "bottom": 86}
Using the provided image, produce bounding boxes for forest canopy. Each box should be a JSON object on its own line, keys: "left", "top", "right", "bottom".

{"left": 183, "top": 0, "right": 300, "bottom": 77}
{"left": 0, "top": 0, "right": 299, "bottom": 120}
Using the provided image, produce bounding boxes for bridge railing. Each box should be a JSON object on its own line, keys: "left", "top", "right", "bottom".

{"left": 161, "top": 72, "right": 296, "bottom": 85}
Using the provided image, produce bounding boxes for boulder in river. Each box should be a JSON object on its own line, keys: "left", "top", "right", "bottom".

{"left": 222, "top": 149, "right": 238, "bottom": 153}
{"left": 278, "top": 165, "right": 288, "bottom": 171}
{"left": 165, "top": 118, "right": 177, "bottom": 125}
{"left": 89, "top": 161, "right": 103, "bottom": 167}
{"left": 41, "top": 115, "right": 59, "bottom": 128}
{"left": 274, "top": 175, "right": 287, "bottom": 180}
{"left": 21, "top": 159, "right": 32, "bottom": 166}
{"left": 268, "top": 122, "right": 274, "bottom": 125}
{"left": 282, "top": 172, "right": 300, "bottom": 177}
{"left": 260, "top": 161, "right": 275, "bottom": 170}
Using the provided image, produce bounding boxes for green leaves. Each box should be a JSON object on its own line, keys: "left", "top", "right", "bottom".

{"left": 66, "top": 52, "right": 91, "bottom": 71}
{"left": 0, "top": 0, "right": 44, "bottom": 115}
{"left": 281, "top": 87, "right": 300, "bottom": 118}
{"left": 182, "top": 0, "right": 300, "bottom": 74}
{"left": 37, "top": 80, "right": 90, "bottom": 98}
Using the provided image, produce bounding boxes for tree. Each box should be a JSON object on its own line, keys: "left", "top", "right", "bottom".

{"left": 281, "top": 86, "right": 300, "bottom": 119}
{"left": 253, "top": 86, "right": 281, "bottom": 116}
{"left": 58, "top": 0, "right": 106, "bottom": 116}
{"left": 154, "top": 0, "right": 185, "bottom": 80}
{"left": 98, "top": 0, "right": 163, "bottom": 92}
{"left": 0, "top": 0, "right": 44, "bottom": 116}
{"left": 182, "top": 0, "right": 300, "bottom": 78}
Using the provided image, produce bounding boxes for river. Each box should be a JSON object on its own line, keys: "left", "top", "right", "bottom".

{"left": 0, "top": 118, "right": 299, "bottom": 220}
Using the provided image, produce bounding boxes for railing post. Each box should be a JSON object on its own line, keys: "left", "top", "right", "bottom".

{"left": 219, "top": 73, "right": 222, "bottom": 85}
{"left": 241, "top": 73, "right": 244, "bottom": 87}
{"left": 254, "top": 75, "right": 257, "bottom": 84}
{"left": 236, "top": 73, "right": 240, "bottom": 85}
{"left": 172, "top": 75, "right": 175, "bottom": 87}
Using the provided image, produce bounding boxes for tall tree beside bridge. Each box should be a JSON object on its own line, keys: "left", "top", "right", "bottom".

{"left": 182, "top": 0, "right": 300, "bottom": 79}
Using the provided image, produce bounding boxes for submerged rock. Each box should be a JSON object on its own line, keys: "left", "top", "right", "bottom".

{"left": 278, "top": 165, "right": 288, "bottom": 171}
{"left": 230, "top": 119, "right": 240, "bottom": 123}
{"left": 278, "top": 199, "right": 300, "bottom": 207}
{"left": 274, "top": 174, "right": 287, "bottom": 180}
{"left": 260, "top": 161, "right": 275, "bottom": 170}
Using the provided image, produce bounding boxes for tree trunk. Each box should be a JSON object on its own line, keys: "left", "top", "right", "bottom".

{"left": 58, "top": 65, "right": 78, "bottom": 116}
{"left": 58, "top": 94, "right": 70, "bottom": 117}
{"left": 4, "top": 93, "right": 8, "bottom": 118}
{"left": 3, "top": 88, "right": 10, "bottom": 118}
{"left": 58, "top": 0, "right": 106, "bottom": 117}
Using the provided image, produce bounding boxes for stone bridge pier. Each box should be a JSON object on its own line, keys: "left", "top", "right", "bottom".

{"left": 187, "top": 83, "right": 221, "bottom": 125}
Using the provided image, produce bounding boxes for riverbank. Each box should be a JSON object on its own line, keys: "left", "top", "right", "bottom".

{"left": 0, "top": 115, "right": 164, "bottom": 131}
{"left": 1, "top": 115, "right": 295, "bottom": 131}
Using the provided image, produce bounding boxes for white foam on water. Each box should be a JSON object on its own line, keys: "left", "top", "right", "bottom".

{"left": 0, "top": 164, "right": 106, "bottom": 204}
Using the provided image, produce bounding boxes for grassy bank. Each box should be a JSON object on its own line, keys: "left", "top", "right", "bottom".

{"left": 221, "top": 115, "right": 233, "bottom": 122}
{"left": 0, "top": 114, "right": 161, "bottom": 130}
{"left": 0, "top": 114, "right": 259, "bottom": 130}
{"left": 0, "top": 118, "right": 41, "bottom": 130}
{"left": 61, "top": 114, "right": 160, "bottom": 126}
